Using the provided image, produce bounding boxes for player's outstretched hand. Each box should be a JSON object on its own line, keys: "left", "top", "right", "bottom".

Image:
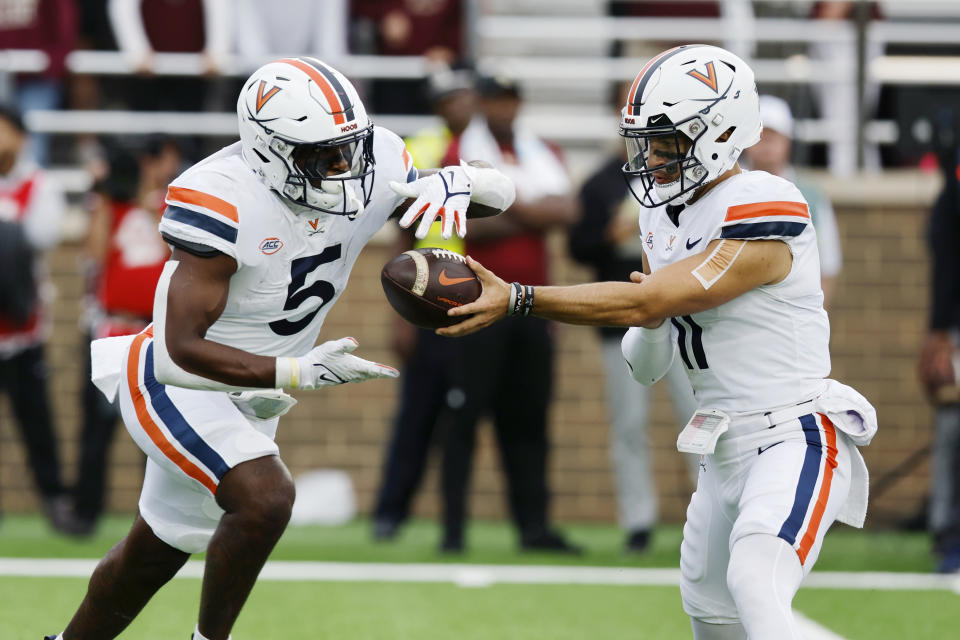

{"left": 437, "top": 256, "right": 510, "bottom": 337}
{"left": 296, "top": 337, "right": 399, "bottom": 390}
{"left": 390, "top": 166, "right": 472, "bottom": 240}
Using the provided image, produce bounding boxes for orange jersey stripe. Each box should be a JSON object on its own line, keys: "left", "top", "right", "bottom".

{"left": 724, "top": 201, "right": 810, "bottom": 223}
{"left": 126, "top": 331, "right": 218, "bottom": 495}
{"left": 796, "top": 414, "right": 838, "bottom": 564}
{"left": 278, "top": 58, "right": 346, "bottom": 125}
{"left": 167, "top": 186, "right": 239, "bottom": 224}
{"left": 402, "top": 148, "right": 413, "bottom": 172}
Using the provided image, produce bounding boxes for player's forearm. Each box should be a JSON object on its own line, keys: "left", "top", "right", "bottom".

{"left": 166, "top": 337, "right": 278, "bottom": 389}
{"left": 530, "top": 281, "right": 660, "bottom": 327}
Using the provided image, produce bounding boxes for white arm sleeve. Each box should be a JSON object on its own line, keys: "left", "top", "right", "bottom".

{"left": 621, "top": 323, "right": 677, "bottom": 386}
{"left": 151, "top": 261, "right": 254, "bottom": 392}
{"left": 460, "top": 161, "right": 516, "bottom": 212}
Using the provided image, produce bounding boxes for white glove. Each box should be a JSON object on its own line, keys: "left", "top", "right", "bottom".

{"left": 276, "top": 338, "right": 399, "bottom": 390}
{"left": 390, "top": 165, "right": 472, "bottom": 240}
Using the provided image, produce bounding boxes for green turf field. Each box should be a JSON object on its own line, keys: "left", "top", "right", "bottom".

{"left": 0, "top": 515, "right": 954, "bottom": 640}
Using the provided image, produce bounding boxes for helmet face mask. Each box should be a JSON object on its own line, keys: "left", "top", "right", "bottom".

{"left": 619, "top": 45, "right": 762, "bottom": 208}
{"left": 621, "top": 116, "right": 710, "bottom": 207}
{"left": 238, "top": 57, "right": 375, "bottom": 218}
{"left": 271, "top": 126, "right": 375, "bottom": 217}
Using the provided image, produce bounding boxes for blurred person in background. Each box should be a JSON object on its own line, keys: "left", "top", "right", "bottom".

{"left": 744, "top": 95, "right": 843, "bottom": 308}
{"left": 607, "top": 1, "right": 755, "bottom": 61}
{"left": 918, "top": 134, "right": 960, "bottom": 574}
{"left": 437, "top": 75, "right": 581, "bottom": 553}
{"left": 232, "top": 0, "right": 348, "bottom": 71}
{"left": 569, "top": 82, "right": 698, "bottom": 554}
{"left": 0, "top": 104, "right": 74, "bottom": 532}
{"left": 372, "top": 65, "right": 477, "bottom": 541}
{"left": 107, "top": 0, "right": 231, "bottom": 112}
{"left": 0, "top": 0, "right": 78, "bottom": 166}
{"left": 807, "top": 1, "right": 883, "bottom": 175}
{"left": 351, "top": 0, "right": 464, "bottom": 115}
{"left": 71, "top": 137, "right": 181, "bottom": 535}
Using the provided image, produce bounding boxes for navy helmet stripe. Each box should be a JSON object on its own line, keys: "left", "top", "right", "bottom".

{"left": 630, "top": 45, "right": 704, "bottom": 115}
{"left": 302, "top": 57, "right": 356, "bottom": 122}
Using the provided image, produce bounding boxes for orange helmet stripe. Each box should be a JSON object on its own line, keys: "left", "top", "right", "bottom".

{"left": 277, "top": 57, "right": 347, "bottom": 125}
{"left": 628, "top": 46, "right": 686, "bottom": 115}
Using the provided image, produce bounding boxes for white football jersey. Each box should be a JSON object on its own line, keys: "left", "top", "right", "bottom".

{"left": 156, "top": 126, "right": 417, "bottom": 358}
{"left": 638, "top": 170, "right": 830, "bottom": 412}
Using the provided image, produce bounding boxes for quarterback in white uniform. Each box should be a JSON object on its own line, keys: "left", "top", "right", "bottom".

{"left": 443, "top": 45, "right": 876, "bottom": 640}
{"left": 48, "top": 57, "right": 515, "bottom": 640}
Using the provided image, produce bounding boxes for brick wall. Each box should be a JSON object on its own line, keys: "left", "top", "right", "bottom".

{"left": 0, "top": 171, "right": 941, "bottom": 527}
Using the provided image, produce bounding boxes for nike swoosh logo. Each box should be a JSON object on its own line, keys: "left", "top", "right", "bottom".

{"left": 438, "top": 269, "right": 475, "bottom": 286}
{"left": 758, "top": 441, "right": 784, "bottom": 455}
{"left": 686, "top": 237, "right": 702, "bottom": 250}
{"left": 313, "top": 364, "right": 346, "bottom": 385}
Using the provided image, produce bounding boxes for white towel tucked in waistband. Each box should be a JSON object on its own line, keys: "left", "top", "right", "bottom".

{"left": 815, "top": 378, "right": 878, "bottom": 528}
{"left": 90, "top": 334, "right": 137, "bottom": 402}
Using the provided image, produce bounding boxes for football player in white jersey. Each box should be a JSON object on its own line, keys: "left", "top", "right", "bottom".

{"left": 441, "top": 45, "right": 876, "bottom": 639}
{"left": 47, "top": 57, "right": 515, "bottom": 640}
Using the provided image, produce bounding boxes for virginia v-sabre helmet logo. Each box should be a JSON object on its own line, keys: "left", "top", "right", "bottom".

{"left": 620, "top": 44, "right": 762, "bottom": 207}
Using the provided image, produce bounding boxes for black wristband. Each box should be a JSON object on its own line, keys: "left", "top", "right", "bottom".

{"left": 522, "top": 285, "right": 535, "bottom": 316}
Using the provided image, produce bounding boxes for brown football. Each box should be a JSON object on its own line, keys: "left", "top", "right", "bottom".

{"left": 380, "top": 248, "right": 481, "bottom": 329}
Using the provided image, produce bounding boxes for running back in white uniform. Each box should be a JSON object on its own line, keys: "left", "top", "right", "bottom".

{"left": 157, "top": 127, "right": 416, "bottom": 359}
{"left": 114, "top": 127, "right": 417, "bottom": 552}
{"left": 639, "top": 170, "right": 830, "bottom": 412}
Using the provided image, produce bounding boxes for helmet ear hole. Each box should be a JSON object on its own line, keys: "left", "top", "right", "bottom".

{"left": 253, "top": 148, "right": 270, "bottom": 164}
{"left": 715, "top": 126, "right": 736, "bottom": 143}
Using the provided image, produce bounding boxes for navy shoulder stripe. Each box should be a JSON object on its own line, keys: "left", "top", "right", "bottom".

{"left": 164, "top": 205, "right": 238, "bottom": 244}
{"left": 721, "top": 220, "right": 807, "bottom": 240}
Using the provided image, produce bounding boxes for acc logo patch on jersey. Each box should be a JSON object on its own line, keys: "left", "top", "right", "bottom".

{"left": 260, "top": 237, "right": 284, "bottom": 254}
{"left": 645, "top": 231, "right": 654, "bottom": 250}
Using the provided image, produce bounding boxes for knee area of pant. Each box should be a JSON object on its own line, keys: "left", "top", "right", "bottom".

{"left": 725, "top": 534, "right": 797, "bottom": 604}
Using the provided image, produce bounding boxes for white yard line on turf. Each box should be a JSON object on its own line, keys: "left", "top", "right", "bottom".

{"left": 0, "top": 559, "right": 958, "bottom": 593}
{"left": 795, "top": 612, "right": 851, "bottom": 640}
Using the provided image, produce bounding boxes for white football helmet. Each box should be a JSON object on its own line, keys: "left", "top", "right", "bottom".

{"left": 237, "top": 57, "right": 374, "bottom": 217}
{"left": 620, "top": 44, "right": 761, "bottom": 207}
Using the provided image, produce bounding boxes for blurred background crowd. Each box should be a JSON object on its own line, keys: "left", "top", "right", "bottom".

{"left": 0, "top": 0, "right": 959, "bottom": 572}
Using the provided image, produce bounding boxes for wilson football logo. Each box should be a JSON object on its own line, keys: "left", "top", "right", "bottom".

{"left": 260, "top": 237, "right": 284, "bottom": 254}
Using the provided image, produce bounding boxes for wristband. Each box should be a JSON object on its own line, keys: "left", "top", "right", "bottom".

{"left": 510, "top": 282, "right": 524, "bottom": 317}
{"left": 507, "top": 282, "right": 519, "bottom": 316}
{"left": 522, "top": 285, "right": 535, "bottom": 316}
{"left": 275, "top": 357, "right": 301, "bottom": 389}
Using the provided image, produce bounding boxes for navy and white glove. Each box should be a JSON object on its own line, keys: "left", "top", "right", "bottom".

{"left": 276, "top": 338, "right": 399, "bottom": 390}
{"left": 390, "top": 165, "right": 472, "bottom": 240}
